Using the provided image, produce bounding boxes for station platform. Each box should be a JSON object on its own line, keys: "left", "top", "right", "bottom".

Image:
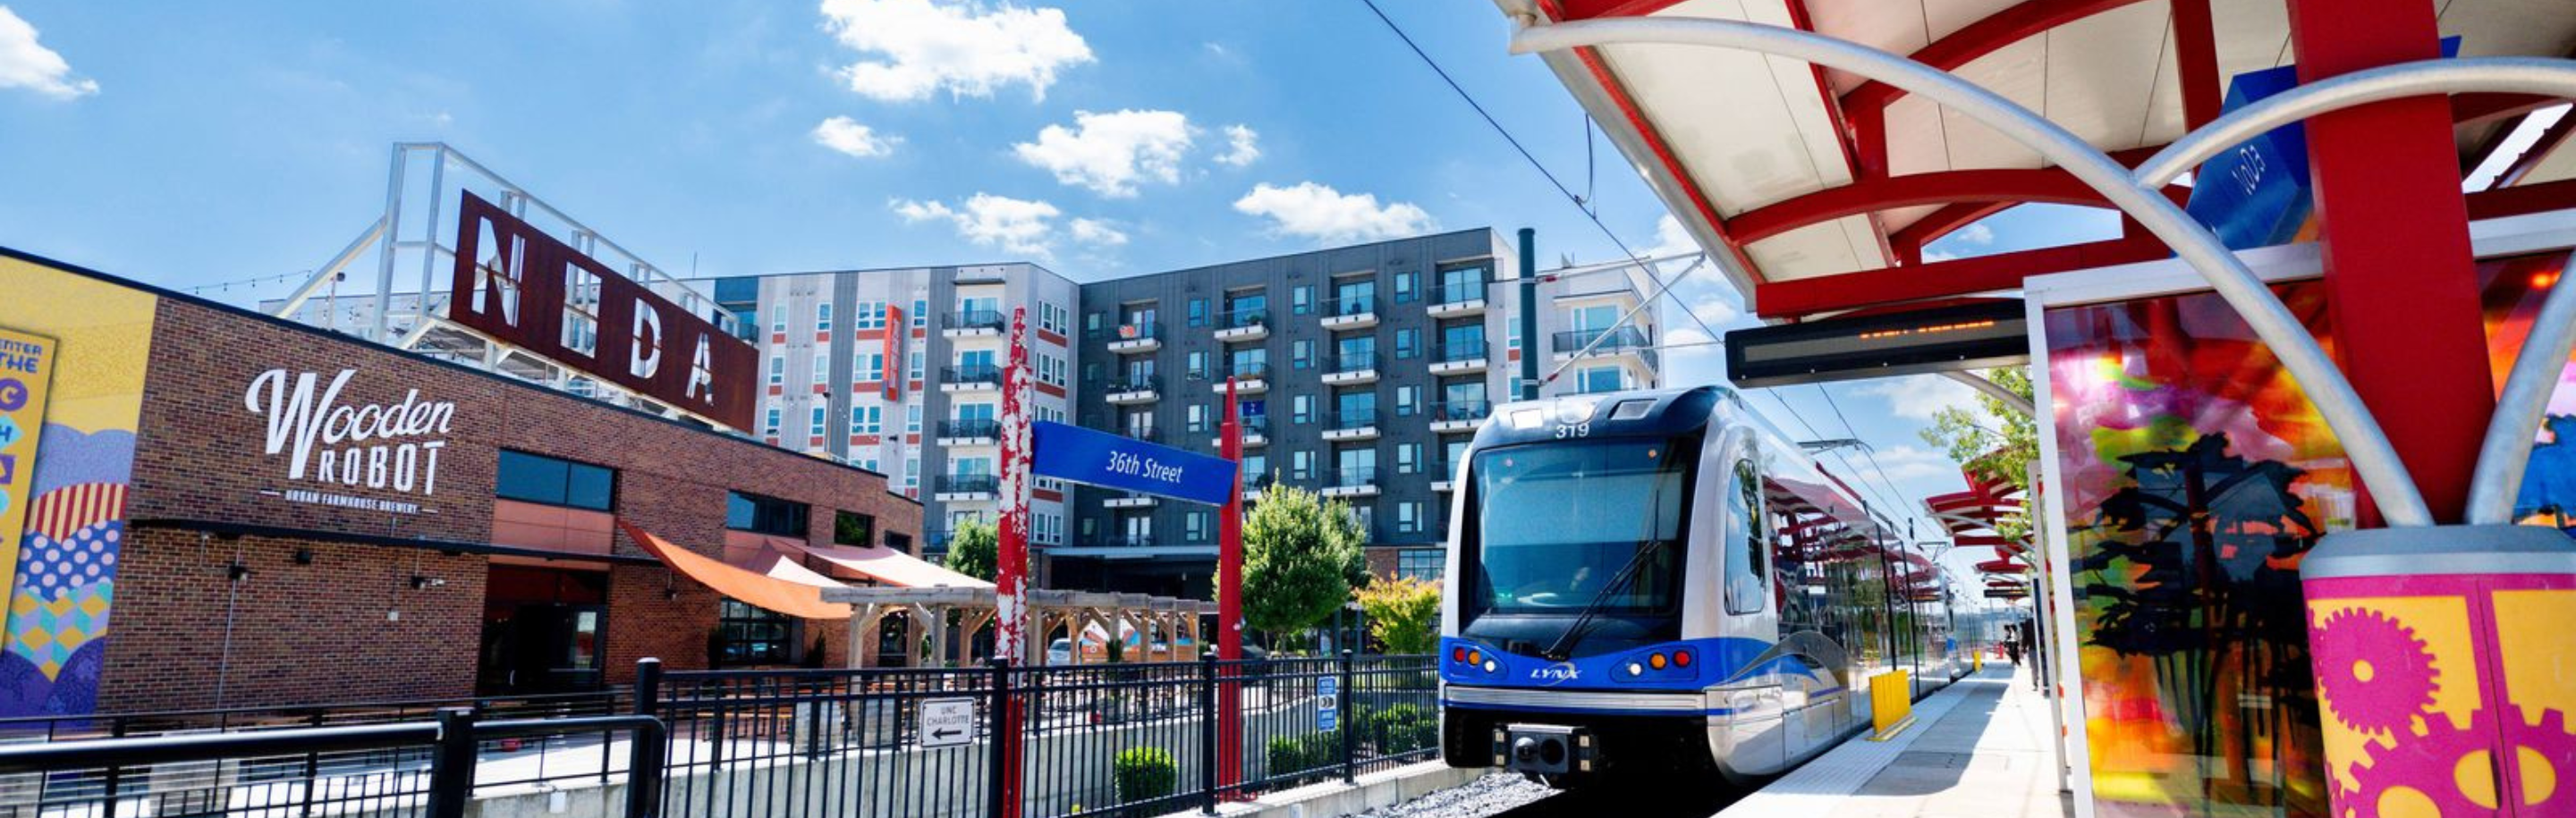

{"left": 1715, "top": 665, "right": 2070, "bottom": 818}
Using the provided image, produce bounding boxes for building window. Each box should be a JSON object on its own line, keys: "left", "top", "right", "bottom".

{"left": 915, "top": 299, "right": 930, "bottom": 328}
{"left": 1292, "top": 286, "right": 1313, "bottom": 316}
{"left": 770, "top": 305, "right": 786, "bottom": 333}
{"left": 716, "top": 600, "right": 796, "bottom": 666}
{"left": 1188, "top": 299, "right": 1208, "bottom": 327}
{"left": 1394, "top": 271, "right": 1417, "bottom": 303}
{"left": 855, "top": 301, "right": 887, "bottom": 329}
{"left": 1292, "top": 340, "right": 1313, "bottom": 370}
{"left": 812, "top": 356, "right": 829, "bottom": 387}
{"left": 1187, "top": 351, "right": 1208, "bottom": 380}
{"left": 1187, "top": 403, "right": 1209, "bottom": 433}
{"left": 860, "top": 352, "right": 886, "bottom": 382}
{"left": 809, "top": 406, "right": 826, "bottom": 437}
{"left": 1292, "top": 451, "right": 1314, "bottom": 480}
{"left": 1395, "top": 385, "right": 1419, "bottom": 417}
{"left": 908, "top": 350, "right": 924, "bottom": 381}
{"left": 1292, "top": 394, "right": 1313, "bottom": 424}
{"left": 727, "top": 492, "right": 810, "bottom": 535}
{"left": 1394, "top": 328, "right": 1419, "bottom": 359}
{"left": 1396, "top": 443, "right": 1420, "bottom": 475}
{"left": 1398, "top": 549, "right": 1444, "bottom": 581}
{"left": 1087, "top": 311, "right": 1106, "bottom": 333}
{"left": 1577, "top": 367, "right": 1623, "bottom": 394}
{"left": 835, "top": 510, "right": 876, "bottom": 546}
{"left": 496, "top": 451, "right": 615, "bottom": 510}
{"left": 764, "top": 408, "right": 781, "bottom": 435}
{"left": 907, "top": 404, "right": 923, "bottom": 433}
{"left": 1397, "top": 501, "right": 1421, "bottom": 533}
{"left": 852, "top": 405, "right": 882, "bottom": 435}
{"left": 768, "top": 356, "right": 784, "bottom": 386}
{"left": 1185, "top": 510, "right": 1208, "bottom": 543}
{"left": 817, "top": 302, "right": 834, "bottom": 332}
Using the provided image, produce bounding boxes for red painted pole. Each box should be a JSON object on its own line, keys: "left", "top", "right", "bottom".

{"left": 2287, "top": 0, "right": 2492, "bottom": 525}
{"left": 995, "top": 308, "right": 1032, "bottom": 818}
{"left": 1216, "top": 375, "right": 1245, "bottom": 796}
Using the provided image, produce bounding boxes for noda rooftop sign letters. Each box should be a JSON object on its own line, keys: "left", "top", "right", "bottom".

{"left": 446, "top": 191, "right": 758, "bottom": 430}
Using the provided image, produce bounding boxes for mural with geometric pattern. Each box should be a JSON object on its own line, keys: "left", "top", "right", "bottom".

{"left": 0, "top": 257, "right": 155, "bottom": 717}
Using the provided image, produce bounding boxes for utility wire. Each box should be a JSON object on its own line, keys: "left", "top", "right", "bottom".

{"left": 1815, "top": 384, "right": 1927, "bottom": 535}
{"left": 1354, "top": 0, "right": 1724, "bottom": 354}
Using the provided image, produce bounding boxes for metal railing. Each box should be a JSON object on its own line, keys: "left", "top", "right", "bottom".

{"left": 1329, "top": 352, "right": 1379, "bottom": 375}
{"left": 1094, "top": 534, "right": 1158, "bottom": 549}
{"left": 1121, "top": 426, "right": 1163, "bottom": 442}
{"left": 1331, "top": 409, "right": 1379, "bottom": 431}
{"left": 1219, "top": 308, "right": 1268, "bottom": 330}
{"left": 1328, "top": 467, "right": 1380, "bottom": 488}
{"left": 1430, "top": 282, "right": 1487, "bottom": 306}
{"left": 1430, "top": 401, "right": 1492, "bottom": 423}
{"left": 939, "top": 418, "right": 1002, "bottom": 439}
{"left": 948, "top": 310, "right": 1006, "bottom": 332}
{"left": 1553, "top": 326, "right": 1652, "bottom": 352}
{"left": 1109, "top": 375, "right": 1163, "bottom": 393}
{"left": 1436, "top": 340, "right": 1488, "bottom": 362}
{"left": 943, "top": 364, "right": 1003, "bottom": 385}
{"left": 1100, "top": 322, "right": 1160, "bottom": 343}
{"left": 1222, "top": 361, "right": 1270, "bottom": 381}
{"left": 1321, "top": 295, "right": 1377, "bottom": 317}
{"left": 936, "top": 475, "right": 1001, "bottom": 495}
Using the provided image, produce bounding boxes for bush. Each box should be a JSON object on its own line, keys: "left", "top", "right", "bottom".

{"left": 1365, "top": 704, "right": 1437, "bottom": 755}
{"left": 1265, "top": 729, "right": 1345, "bottom": 780}
{"left": 1113, "top": 746, "right": 1178, "bottom": 803}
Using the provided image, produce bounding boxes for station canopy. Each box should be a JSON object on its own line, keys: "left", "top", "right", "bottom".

{"left": 1499, "top": 0, "right": 2576, "bottom": 319}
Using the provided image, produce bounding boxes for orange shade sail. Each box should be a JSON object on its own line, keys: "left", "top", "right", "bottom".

{"left": 619, "top": 521, "right": 851, "bottom": 620}
{"left": 770, "top": 538, "right": 995, "bottom": 589}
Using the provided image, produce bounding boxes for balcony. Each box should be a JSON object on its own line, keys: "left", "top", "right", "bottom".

{"left": 1105, "top": 375, "right": 1161, "bottom": 405}
{"left": 945, "top": 309, "right": 1005, "bottom": 337}
{"left": 1555, "top": 325, "right": 1653, "bottom": 355}
{"left": 1322, "top": 466, "right": 1379, "bottom": 498}
{"left": 1324, "top": 409, "right": 1380, "bottom": 442}
{"left": 940, "top": 364, "right": 1002, "bottom": 392}
{"left": 934, "top": 475, "right": 999, "bottom": 502}
{"left": 1429, "top": 401, "right": 1491, "bottom": 434}
{"left": 1321, "top": 295, "right": 1378, "bottom": 329}
{"left": 1323, "top": 351, "right": 1380, "bottom": 385}
{"left": 1106, "top": 322, "right": 1160, "bottom": 353}
{"left": 1102, "top": 493, "right": 1158, "bottom": 509}
{"left": 1430, "top": 340, "right": 1489, "bottom": 375}
{"left": 1429, "top": 461, "right": 1457, "bottom": 493}
{"left": 1114, "top": 426, "right": 1163, "bottom": 443}
{"left": 936, "top": 418, "right": 1000, "bottom": 445}
{"left": 1215, "top": 308, "right": 1269, "bottom": 342}
{"left": 1243, "top": 474, "right": 1277, "bottom": 501}
{"left": 1428, "top": 283, "right": 1489, "bottom": 317}
{"left": 1213, "top": 416, "right": 1268, "bottom": 448}
{"left": 1212, "top": 361, "right": 1268, "bottom": 394}
{"left": 953, "top": 266, "right": 1010, "bottom": 283}
{"left": 1094, "top": 534, "right": 1157, "bottom": 549}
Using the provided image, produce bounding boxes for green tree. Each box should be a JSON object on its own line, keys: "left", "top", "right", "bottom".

{"left": 943, "top": 519, "right": 1000, "bottom": 582}
{"left": 1234, "top": 484, "right": 1367, "bottom": 638}
{"left": 1352, "top": 576, "right": 1441, "bottom": 654}
{"left": 1919, "top": 367, "right": 2038, "bottom": 538}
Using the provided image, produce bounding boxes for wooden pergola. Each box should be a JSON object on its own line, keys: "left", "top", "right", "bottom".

{"left": 820, "top": 586, "right": 1216, "bottom": 668}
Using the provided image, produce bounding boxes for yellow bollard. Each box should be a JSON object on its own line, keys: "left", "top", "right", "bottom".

{"left": 1868, "top": 670, "right": 1915, "bottom": 741}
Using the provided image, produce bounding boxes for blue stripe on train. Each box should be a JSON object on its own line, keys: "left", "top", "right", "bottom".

{"left": 1436, "top": 636, "right": 1827, "bottom": 692}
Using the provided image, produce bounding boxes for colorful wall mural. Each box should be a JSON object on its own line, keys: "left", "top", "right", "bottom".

{"left": 2046, "top": 250, "right": 2576, "bottom": 818}
{"left": 0, "top": 256, "right": 156, "bottom": 717}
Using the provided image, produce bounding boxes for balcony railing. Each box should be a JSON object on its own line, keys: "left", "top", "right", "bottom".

{"left": 1120, "top": 426, "right": 1162, "bottom": 442}
{"left": 1102, "top": 322, "right": 1159, "bottom": 342}
{"left": 1223, "top": 360, "right": 1270, "bottom": 381}
{"left": 1436, "top": 340, "right": 1488, "bottom": 362}
{"left": 935, "top": 475, "right": 999, "bottom": 494}
{"left": 942, "top": 364, "right": 1002, "bottom": 384}
{"left": 1110, "top": 375, "right": 1162, "bottom": 392}
{"left": 947, "top": 309, "right": 1005, "bottom": 332}
{"left": 1243, "top": 473, "right": 1278, "bottom": 493}
{"left": 1329, "top": 466, "right": 1380, "bottom": 487}
{"left": 936, "top": 418, "right": 1000, "bottom": 439}
{"left": 1554, "top": 325, "right": 1653, "bottom": 353}
{"left": 1431, "top": 401, "right": 1492, "bottom": 422}
{"left": 1323, "top": 294, "right": 1377, "bottom": 316}
{"left": 1220, "top": 308, "right": 1269, "bottom": 328}
{"left": 1431, "top": 282, "right": 1487, "bottom": 305}
{"left": 1332, "top": 409, "right": 1379, "bottom": 430}
{"left": 1096, "top": 534, "right": 1157, "bottom": 549}
{"left": 1330, "top": 351, "right": 1381, "bottom": 374}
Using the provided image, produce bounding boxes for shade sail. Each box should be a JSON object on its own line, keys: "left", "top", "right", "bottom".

{"left": 618, "top": 521, "right": 851, "bottom": 620}
{"left": 731, "top": 541, "right": 847, "bottom": 588}
{"left": 771, "top": 538, "right": 995, "bottom": 589}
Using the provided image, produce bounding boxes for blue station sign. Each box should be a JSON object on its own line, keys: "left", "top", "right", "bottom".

{"left": 1030, "top": 420, "right": 1239, "bottom": 506}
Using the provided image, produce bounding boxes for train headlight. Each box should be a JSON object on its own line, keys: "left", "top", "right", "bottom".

{"left": 1481, "top": 659, "right": 1498, "bottom": 673}
{"left": 1625, "top": 662, "right": 1644, "bottom": 676}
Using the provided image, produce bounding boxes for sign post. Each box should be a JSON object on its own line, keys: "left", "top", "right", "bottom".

{"left": 993, "top": 308, "right": 1033, "bottom": 818}
{"left": 1216, "top": 376, "right": 1245, "bottom": 795}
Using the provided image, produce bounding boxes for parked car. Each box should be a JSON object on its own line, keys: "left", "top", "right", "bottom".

{"left": 1046, "top": 638, "right": 1073, "bottom": 666}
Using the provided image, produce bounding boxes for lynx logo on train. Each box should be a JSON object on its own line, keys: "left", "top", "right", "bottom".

{"left": 244, "top": 368, "right": 452, "bottom": 507}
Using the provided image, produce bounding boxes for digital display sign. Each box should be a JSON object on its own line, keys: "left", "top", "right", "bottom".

{"left": 1726, "top": 300, "right": 2028, "bottom": 388}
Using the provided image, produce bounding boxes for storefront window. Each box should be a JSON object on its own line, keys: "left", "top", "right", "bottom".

{"left": 496, "top": 451, "right": 614, "bottom": 510}
{"left": 726, "top": 492, "right": 809, "bottom": 535}
{"left": 835, "top": 510, "right": 875, "bottom": 546}
{"left": 716, "top": 600, "right": 795, "bottom": 665}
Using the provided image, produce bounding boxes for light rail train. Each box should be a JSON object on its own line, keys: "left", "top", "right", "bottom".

{"left": 1436, "top": 385, "right": 1969, "bottom": 786}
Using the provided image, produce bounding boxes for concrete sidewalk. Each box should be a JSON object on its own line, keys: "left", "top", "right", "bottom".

{"left": 1715, "top": 665, "right": 2071, "bottom": 818}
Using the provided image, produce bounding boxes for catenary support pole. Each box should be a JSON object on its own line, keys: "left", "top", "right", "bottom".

{"left": 1510, "top": 17, "right": 2435, "bottom": 527}
{"left": 1518, "top": 227, "right": 1540, "bottom": 401}
{"left": 993, "top": 307, "right": 1033, "bottom": 818}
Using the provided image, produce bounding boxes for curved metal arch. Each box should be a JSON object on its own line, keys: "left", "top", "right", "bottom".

{"left": 1512, "top": 16, "right": 2436, "bottom": 527}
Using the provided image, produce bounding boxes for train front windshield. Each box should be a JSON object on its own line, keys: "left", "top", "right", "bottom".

{"left": 1469, "top": 439, "right": 1690, "bottom": 617}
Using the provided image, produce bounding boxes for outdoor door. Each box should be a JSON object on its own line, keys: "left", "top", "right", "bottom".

{"left": 479, "top": 603, "right": 605, "bottom": 694}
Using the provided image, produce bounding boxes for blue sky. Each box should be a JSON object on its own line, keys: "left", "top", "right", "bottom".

{"left": 0, "top": 1, "right": 2109, "bottom": 569}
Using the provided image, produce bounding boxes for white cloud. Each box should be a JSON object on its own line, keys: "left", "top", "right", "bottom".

{"left": 1068, "top": 217, "right": 1128, "bottom": 247}
{"left": 810, "top": 115, "right": 900, "bottom": 158}
{"left": 1951, "top": 223, "right": 1995, "bottom": 246}
{"left": 1013, "top": 109, "right": 1194, "bottom": 198}
{"left": 1233, "top": 182, "right": 1435, "bottom": 244}
{"left": 1870, "top": 443, "right": 1964, "bottom": 481}
{"left": 889, "top": 193, "right": 1063, "bottom": 259}
{"left": 1853, "top": 375, "right": 1983, "bottom": 422}
{"left": 1215, "top": 124, "right": 1260, "bottom": 168}
{"left": 1644, "top": 214, "right": 1699, "bottom": 259}
{"left": 819, "top": 0, "right": 1093, "bottom": 103}
{"left": 0, "top": 7, "right": 96, "bottom": 99}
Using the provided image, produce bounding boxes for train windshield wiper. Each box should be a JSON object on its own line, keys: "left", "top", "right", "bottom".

{"left": 1538, "top": 479, "right": 1669, "bottom": 662}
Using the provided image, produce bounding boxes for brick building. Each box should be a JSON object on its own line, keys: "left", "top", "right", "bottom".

{"left": 0, "top": 248, "right": 925, "bottom": 717}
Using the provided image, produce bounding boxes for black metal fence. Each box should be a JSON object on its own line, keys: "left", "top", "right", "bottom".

{"left": 0, "top": 654, "right": 1437, "bottom": 818}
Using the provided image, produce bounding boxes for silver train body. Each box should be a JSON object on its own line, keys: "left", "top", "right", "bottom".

{"left": 1434, "top": 386, "right": 1967, "bottom": 785}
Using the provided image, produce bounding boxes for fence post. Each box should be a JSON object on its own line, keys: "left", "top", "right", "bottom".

{"left": 629, "top": 658, "right": 666, "bottom": 818}
{"left": 428, "top": 707, "right": 479, "bottom": 818}
{"left": 1340, "top": 649, "right": 1357, "bottom": 785}
{"left": 987, "top": 657, "right": 1012, "bottom": 818}
{"left": 1199, "top": 653, "right": 1219, "bottom": 815}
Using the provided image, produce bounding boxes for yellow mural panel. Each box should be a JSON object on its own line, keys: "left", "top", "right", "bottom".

{"left": 0, "top": 258, "right": 157, "bottom": 435}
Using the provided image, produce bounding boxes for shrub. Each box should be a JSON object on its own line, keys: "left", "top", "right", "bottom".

{"left": 1366, "top": 704, "right": 1437, "bottom": 755}
{"left": 1113, "top": 746, "right": 1178, "bottom": 803}
{"left": 1265, "top": 729, "right": 1346, "bottom": 780}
